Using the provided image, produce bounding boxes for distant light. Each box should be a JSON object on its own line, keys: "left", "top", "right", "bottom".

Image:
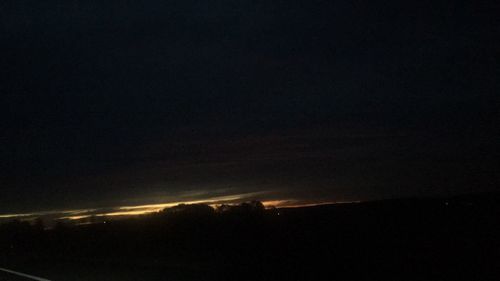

{"left": 445, "top": 202, "right": 449, "bottom": 206}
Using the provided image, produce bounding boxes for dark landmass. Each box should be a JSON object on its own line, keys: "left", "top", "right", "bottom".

{"left": 1, "top": 192, "right": 499, "bottom": 280}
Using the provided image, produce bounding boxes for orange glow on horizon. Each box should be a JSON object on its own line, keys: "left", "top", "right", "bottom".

{"left": 0, "top": 195, "right": 356, "bottom": 222}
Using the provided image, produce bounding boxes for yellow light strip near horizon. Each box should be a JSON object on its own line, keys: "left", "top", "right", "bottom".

{"left": 0, "top": 194, "right": 353, "bottom": 222}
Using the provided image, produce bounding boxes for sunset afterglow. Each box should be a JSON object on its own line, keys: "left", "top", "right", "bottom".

{"left": 0, "top": 195, "right": 350, "bottom": 223}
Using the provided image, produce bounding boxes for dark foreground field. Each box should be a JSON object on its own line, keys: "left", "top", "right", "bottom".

{"left": 1, "top": 193, "right": 499, "bottom": 281}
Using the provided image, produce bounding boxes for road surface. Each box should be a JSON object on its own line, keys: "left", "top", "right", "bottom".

{"left": 0, "top": 268, "right": 51, "bottom": 281}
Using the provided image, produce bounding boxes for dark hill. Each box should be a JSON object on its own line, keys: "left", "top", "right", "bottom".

{"left": 1, "top": 193, "right": 499, "bottom": 280}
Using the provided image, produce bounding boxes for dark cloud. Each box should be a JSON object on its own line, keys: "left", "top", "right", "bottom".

{"left": 1, "top": 0, "right": 499, "bottom": 213}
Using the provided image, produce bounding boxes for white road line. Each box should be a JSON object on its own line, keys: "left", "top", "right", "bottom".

{"left": 0, "top": 267, "right": 52, "bottom": 281}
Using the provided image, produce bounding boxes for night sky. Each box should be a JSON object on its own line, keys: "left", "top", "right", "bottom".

{"left": 1, "top": 0, "right": 499, "bottom": 214}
